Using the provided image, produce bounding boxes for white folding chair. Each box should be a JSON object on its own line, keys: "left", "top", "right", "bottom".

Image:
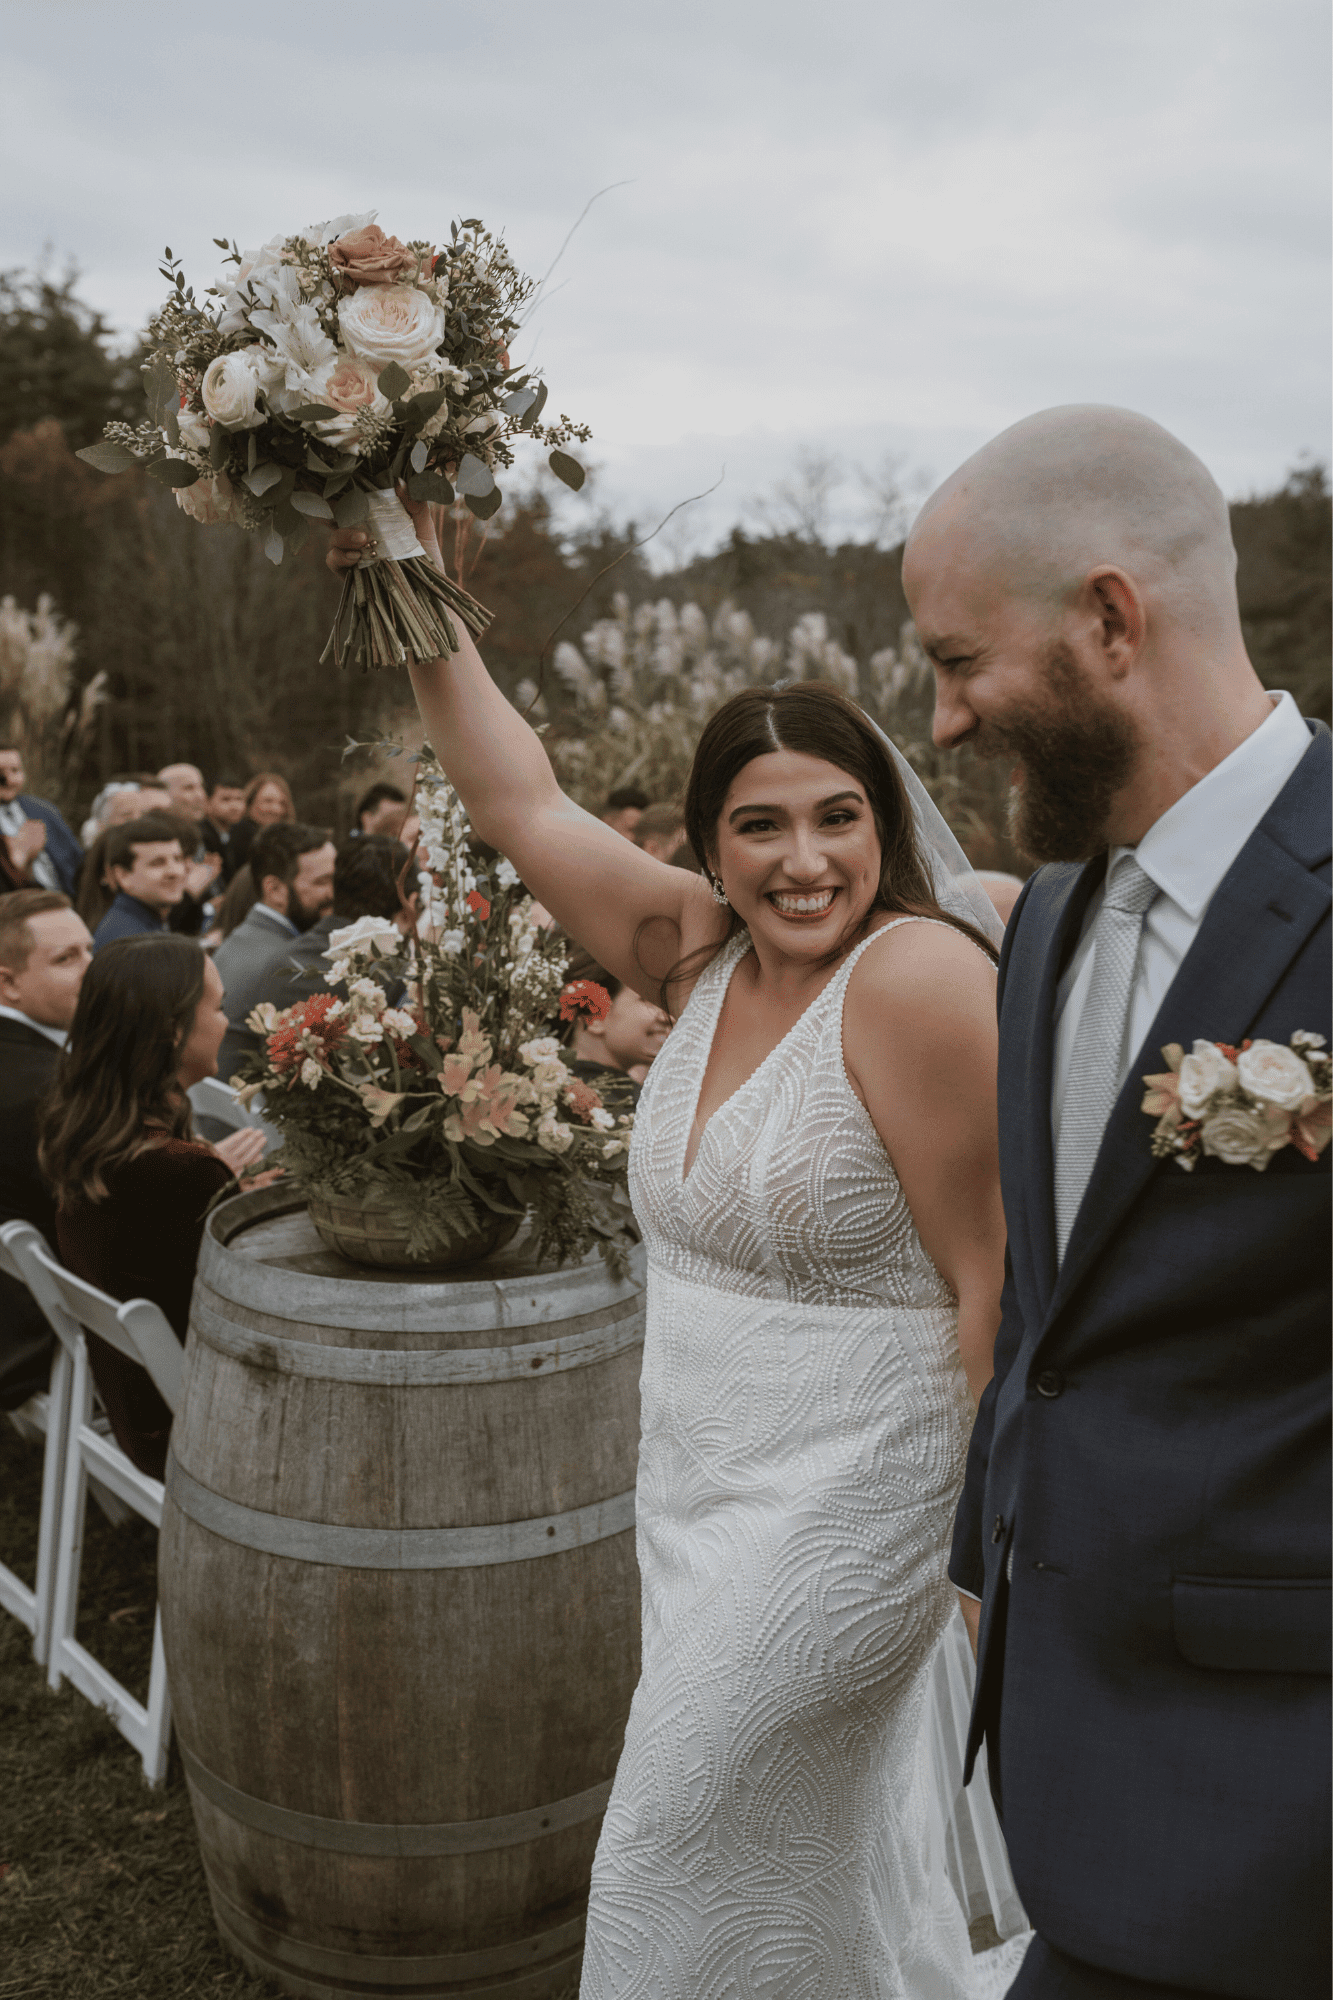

{"left": 188, "top": 1074, "right": 281, "bottom": 1149}
{"left": 5, "top": 1226, "right": 182, "bottom": 1785}
{"left": 0, "top": 1223, "right": 73, "bottom": 1668}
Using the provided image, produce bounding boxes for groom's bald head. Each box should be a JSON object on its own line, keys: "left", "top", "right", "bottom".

{"left": 904, "top": 405, "right": 1237, "bottom": 622}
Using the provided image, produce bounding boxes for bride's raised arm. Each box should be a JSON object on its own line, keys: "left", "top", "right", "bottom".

{"left": 328, "top": 505, "right": 722, "bottom": 997}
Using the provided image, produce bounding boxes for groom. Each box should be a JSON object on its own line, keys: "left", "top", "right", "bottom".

{"left": 903, "top": 407, "right": 1329, "bottom": 2000}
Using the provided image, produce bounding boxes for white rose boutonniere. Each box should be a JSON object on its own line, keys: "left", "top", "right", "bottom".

{"left": 1142, "top": 1032, "right": 1331, "bottom": 1172}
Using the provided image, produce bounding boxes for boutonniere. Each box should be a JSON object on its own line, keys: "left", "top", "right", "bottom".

{"left": 1142, "top": 1033, "right": 1332, "bottom": 1172}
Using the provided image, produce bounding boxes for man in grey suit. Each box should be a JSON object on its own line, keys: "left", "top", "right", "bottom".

{"left": 216, "top": 834, "right": 417, "bottom": 1081}
{"left": 213, "top": 822, "right": 335, "bottom": 1080}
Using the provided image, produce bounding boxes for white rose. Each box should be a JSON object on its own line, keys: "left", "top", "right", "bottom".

{"left": 326, "top": 915, "right": 402, "bottom": 961}
{"left": 177, "top": 405, "right": 211, "bottom": 452}
{"left": 175, "top": 471, "right": 237, "bottom": 525}
{"left": 1200, "top": 1104, "right": 1285, "bottom": 1169}
{"left": 1177, "top": 1040, "right": 1239, "bottom": 1118}
{"left": 337, "top": 284, "right": 445, "bottom": 372}
{"left": 201, "top": 350, "right": 267, "bottom": 429}
{"left": 1236, "top": 1040, "right": 1315, "bottom": 1112}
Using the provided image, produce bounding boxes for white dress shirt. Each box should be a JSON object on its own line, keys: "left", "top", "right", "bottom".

{"left": 0, "top": 800, "right": 60, "bottom": 891}
{"left": 249, "top": 902, "right": 299, "bottom": 939}
{"left": 0, "top": 1003, "right": 67, "bottom": 1047}
{"left": 1051, "top": 691, "right": 1312, "bottom": 1149}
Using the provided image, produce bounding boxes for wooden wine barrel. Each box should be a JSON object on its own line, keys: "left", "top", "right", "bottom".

{"left": 158, "top": 1186, "right": 645, "bottom": 2000}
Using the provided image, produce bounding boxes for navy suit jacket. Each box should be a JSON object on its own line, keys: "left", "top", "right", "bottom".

{"left": 16, "top": 793, "right": 83, "bottom": 897}
{"left": 93, "top": 892, "right": 168, "bottom": 950}
{"left": 951, "top": 725, "right": 1330, "bottom": 1999}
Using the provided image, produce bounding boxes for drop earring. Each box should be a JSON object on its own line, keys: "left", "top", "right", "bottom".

{"left": 709, "top": 873, "right": 729, "bottom": 907}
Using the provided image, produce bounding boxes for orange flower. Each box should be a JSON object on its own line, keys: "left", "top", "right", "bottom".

{"left": 467, "top": 890, "right": 491, "bottom": 920}
{"left": 564, "top": 1078, "right": 604, "bottom": 1121}
{"left": 559, "top": 979, "right": 612, "bottom": 1024}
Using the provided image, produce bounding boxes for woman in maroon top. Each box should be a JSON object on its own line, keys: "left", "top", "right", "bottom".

{"left": 38, "top": 934, "right": 271, "bottom": 1478}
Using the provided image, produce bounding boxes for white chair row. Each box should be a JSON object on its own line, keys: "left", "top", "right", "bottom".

{"left": 188, "top": 1073, "right": 281, "bottom": 1149}
{"left": 0, "top": 1219, "right": 183, "bottom": 1785}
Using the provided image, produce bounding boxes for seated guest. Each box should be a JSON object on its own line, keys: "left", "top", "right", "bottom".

{"left": 353, "top": 781, "right": 408, "bottom": 839}
{"left": 631, "top": 801, "right": 687, "bottom": 863}
{"left": 155, "top": 764, "right": 223, "bottom": 937}
{"left": 599, "top": 785, "right": 648, "bottom": 840}
{"left": 201, "top": 776, "right": 247, "bottom": 884}
{"left": 0, "top": 889, "right": 94, "bottom": 1408}
{"left": 0, "top": 744, "right": 83, "bottom": 896}
{"left": 227, "top": 771, "right": 296, "bottom": 873}
{"left": 558, "top": 944, "right": 671, "bottom": 1109}
{"left": 92, "top": 813, "right": 189, "bottom": 948}
{"left": 212, "top": 823, "right": 335, "bottom": 1079}
{"left": 39, "top": 935, "right": 267, "bottom": 1479}
{"left": 215, "top": 862, "right": 257, "bottom": 941}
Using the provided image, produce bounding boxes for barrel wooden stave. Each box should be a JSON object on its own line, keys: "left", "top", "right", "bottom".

{"left": 159, "top": 1192, "right": 644, "bottom": 1997}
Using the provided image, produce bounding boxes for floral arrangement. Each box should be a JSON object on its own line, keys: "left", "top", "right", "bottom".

{"left": 1142, "top": 1033, "right": 1332, "bottom": 1172}
{"left": 75, "top": 211, "right": 589, "bottom": 673}
{"left": 234, "top": 750, "right": 633, "bottom": 1267}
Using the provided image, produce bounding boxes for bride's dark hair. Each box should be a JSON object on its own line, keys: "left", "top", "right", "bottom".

{"left": 658, "top": 682, "right": 996, "bottom": 1005}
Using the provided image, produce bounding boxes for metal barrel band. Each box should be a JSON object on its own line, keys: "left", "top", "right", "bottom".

{"left": 189, "top": 1291, "right": 645, "bottom": 1385}
{"left": 206, "top": 1874, "right": 587, "bottom": 1986}
{"left": 183, "top": 1743, "right": 613, "bottom": 1857}
{"left": 165, "top": 1454, "right": 637, "bottom": 1569}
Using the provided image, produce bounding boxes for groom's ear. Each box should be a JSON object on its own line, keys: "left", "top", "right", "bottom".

{"left": 1087, "top": 567, "right": 1145, "bottom": 679}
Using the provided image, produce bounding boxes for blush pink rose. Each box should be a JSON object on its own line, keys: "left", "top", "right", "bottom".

{"left": 329, "top": 225, "right": 422, "bottom": 288}
{"left": 319, "top": 356, "right": 383, "bottom": 414}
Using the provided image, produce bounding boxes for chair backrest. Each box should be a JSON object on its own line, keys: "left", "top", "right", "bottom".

{"left": 188, "top": 1075, "right": 253, "bottom": 1134}
{"left": 3, "top": 1225, "right": 183, "bottom": 1415}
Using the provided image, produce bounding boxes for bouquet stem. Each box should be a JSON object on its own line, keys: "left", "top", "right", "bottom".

{"left": 322, "top": 553, "right": 492, "bottom": 672}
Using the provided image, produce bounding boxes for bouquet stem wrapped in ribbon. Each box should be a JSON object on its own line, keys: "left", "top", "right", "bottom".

{"left": 76, "top": 213, "right": 590, "bottom": 673}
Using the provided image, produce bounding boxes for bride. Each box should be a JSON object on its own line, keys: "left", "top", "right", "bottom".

{"left": 330, "top": 511, "right": 1029, "bottom": 1998}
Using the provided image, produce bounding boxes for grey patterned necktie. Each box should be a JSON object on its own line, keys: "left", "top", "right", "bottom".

{"left": 1054, "top": 855, "right": 1158, "bottom": 1260}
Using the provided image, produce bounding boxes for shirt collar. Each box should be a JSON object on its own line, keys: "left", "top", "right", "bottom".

{"left": 1111, "top": 691, "right": 1311, "bottom": 921}
{"left": 251, "top": 902, "right": 299, "bottom": 938}
{"left": 0, "top": 1004, "right": 67, "bottom": 1047}
{"left": 114, "top": 891, "right": 168, "bottom": 927}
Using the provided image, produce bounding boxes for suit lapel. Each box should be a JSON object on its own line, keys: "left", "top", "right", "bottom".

{"left": 1047, "top": 733, "right": 1332, "bottom": 1325}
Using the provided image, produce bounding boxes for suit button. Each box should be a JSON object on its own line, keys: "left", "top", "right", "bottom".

{"left": 1036, "top": 1370, "right": 1064, "bottom": 1399}
{"left": 991, "top": 1515, "right": 1005, "bottom": 1544}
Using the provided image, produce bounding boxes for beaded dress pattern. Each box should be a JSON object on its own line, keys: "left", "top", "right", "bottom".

{"left": 581, "top": 921, "right": 1024, "bottom": 1999}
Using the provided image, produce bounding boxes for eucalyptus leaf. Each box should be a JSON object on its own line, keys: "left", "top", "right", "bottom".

{"left": 334, "top": 488, "right": 370, "bottom": 528}
{"left": 263, "top": 525, "right": 284, "bottom": 565}
{"left": 406, "top": 387, "right": 447, "bottom": 419}
{"left": 548, "top": 450, "right": 586, "bottom": 492}
{"left": 147, "top": 457, "right": 201, "bottom": 489}
{"left": 501, "top": 385, "right": 538, "bottom": 418}
{"left": 142, "top": 352, "right": 179, "bottom": 428}
{"left": 454, "top": 452, "right": 495, "bottom": 498}
{"left": 322, "top": 473, "right": 353, "bottom": 499}
{"left": 210, "top": 424, "right": 231, "bottom": 469}
{"left": 305, "top": 445, "right": 338, "bottom": 476}
{"left": 377, "top": 362, "right": 411, "bottom": 400}
{"left": 285, "top": 403, "right": 336, "bottom": 423}
{"left": 285, "top": 515, "right": 312, "bottom": 557}
{"left": 247, "top": 433, "right": 258, "bottom": 474}
{"left": 519, "top": 380, "right": 548, "bottom": 431}
{"left": 244, "top": 462, "right": 283, "bottom": 497}
{"left": 162, "top": 406, "right": 180, "bottom": 449}
{"left": 291, "top": 490, "right": 335, "bottom": 520}
{"left": 407, "top": 471, "right": 455, "bottom": 504}
{"left": 465, "top": 486, "right": 503, "bottom": 521}
{"left": 75, "top": 440, "right": 138, "bottom": 475}
{"left": 410, "top": 440, "right": 428, "bottom": 474}
{"left": 271, "top": 498, "right": 302, "bottom": 536}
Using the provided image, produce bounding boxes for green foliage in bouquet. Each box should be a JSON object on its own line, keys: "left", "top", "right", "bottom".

{"left": 235, "top": 750, "right": 633, "bottom": 1269}
{"left": 74, "top": 211, "right": 591, "bottom": 673}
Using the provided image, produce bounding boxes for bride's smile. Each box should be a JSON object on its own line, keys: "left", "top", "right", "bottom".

{"left": 710, "top": 748, "right": 884, "bottom": 957}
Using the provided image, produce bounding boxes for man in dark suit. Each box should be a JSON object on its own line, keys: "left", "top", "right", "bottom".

{"left": 91, "top": 813, "right": 189, "bottom": 948}
{"left": 0, "top": 746, "right": 83, "bottom": 897}
{"left": 903, "top": 405, "right": 1330, "bottom": 2000}
{"left": 218, "top": 834, "right": 415, "bottom": 1084}
{"left": 212, "top": 822, "right": 336, "bottom": 1080}
{"left": 0, "top": 888, "right": 93, "bottom": 1407}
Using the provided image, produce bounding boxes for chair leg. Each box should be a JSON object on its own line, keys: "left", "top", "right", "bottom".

{"left": 47, "top": 1344, "right": 92, "bottom": 1695}
{"left": 32, "top": 1343, "right": 72, "bottom": 1668}
{"left": 142, "top": 1606, "right": 174, "bottom": 1787}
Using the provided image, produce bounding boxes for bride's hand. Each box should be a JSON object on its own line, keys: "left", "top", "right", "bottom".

{"left": 325, "top": 479, "right": 449, "bottom": 578}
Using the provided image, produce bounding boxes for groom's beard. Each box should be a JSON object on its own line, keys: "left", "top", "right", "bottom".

{"left": 971, "top": 641, "right": 1140, "bottom": 864}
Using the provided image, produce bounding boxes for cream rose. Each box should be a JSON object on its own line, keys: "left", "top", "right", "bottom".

{"left": 1200, "top": 1104, "right": 1285, "bottom": 1169}
{"left": 201, "top": 348, "right": 281, "bottom": 429}
{"left": 326, "top": 915, "right": 401, "bottom": 961}
{"left": 337, "top": 284, "right": 445, "bottom": 372}
{"left": 329, "top": 224, "right": 423, "bottom": 288}
{"left": 175, "top": 471, "right": 237, "bottom": 525}
{"left": 1177, "top": 1040, "right": 1239, "bottom": 1118}
{"left": 1236, "top": 1039, "right": 1314, "bottom": 1112}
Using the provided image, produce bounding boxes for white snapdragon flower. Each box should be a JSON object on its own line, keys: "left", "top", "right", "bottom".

{"left": 381, "top": 1008, "right": 419, "bottom": 1039}
{"left": 299, "top": 1057, "right": 323, "bottom": 1089}
{"left": 347, "top": 1015, "right": 384, "bottom": 1045}
{"left": 535, "top": 1113, "right": 574, "bottom": 1156}
{"left": 590, "top": 1108, "right": 616, "bottom": 1131}
{"left": 520, "top": 1037, "right": 562, "bottom": 1066}
{"left": 348, "top": 977, "right": 388, "bottom": 1014}
{"left": 495, "top": 858, "right": 520, "bottom": 890}
{"left": 440, "top": 929, "right": 466, "bottom": 956}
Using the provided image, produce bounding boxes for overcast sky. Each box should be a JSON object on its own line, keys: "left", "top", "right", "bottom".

{"left": 3, "top": 0, "right": 1328, "bottom": 555}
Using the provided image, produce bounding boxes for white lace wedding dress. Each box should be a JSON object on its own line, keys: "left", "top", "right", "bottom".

{"left": 580, "top": 922, "right": 1029, "bottom": 2000}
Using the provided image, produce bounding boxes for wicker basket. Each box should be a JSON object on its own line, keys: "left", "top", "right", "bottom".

{"left": 305, "top": 1190, "right": 520, "bottom": 1271}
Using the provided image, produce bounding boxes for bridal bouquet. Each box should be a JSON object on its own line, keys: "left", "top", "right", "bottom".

{"left": 235, "top": 751, "right": 633, "bottom": 1267}
{"left": 1142, "top": 1032, "right": 1332, "bottom": 1172}
{"left": 76, "top": 212, "right": 590, "bottom": 672}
